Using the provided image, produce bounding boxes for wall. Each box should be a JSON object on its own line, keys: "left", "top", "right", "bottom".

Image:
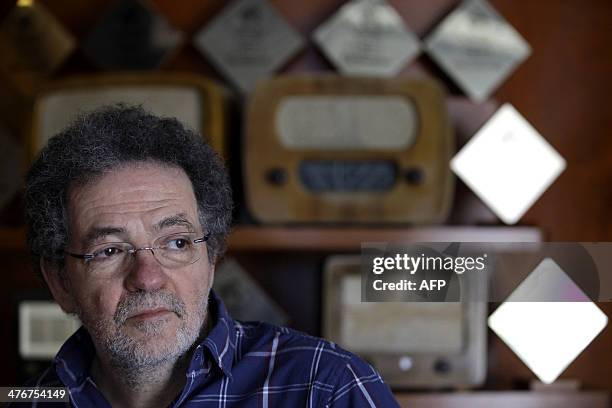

{"left": 0, "top": 0, "right": 610, "bottom": 390}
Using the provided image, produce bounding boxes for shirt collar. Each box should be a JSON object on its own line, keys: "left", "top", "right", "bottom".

{"left": 54, "top": 325, "right": 95, "bottom": 388}
{"left": 197, "top": 289, "right": 236, "bottom": 379}
{"left": 53, "top": 289, "right": 236, "bottom": 387}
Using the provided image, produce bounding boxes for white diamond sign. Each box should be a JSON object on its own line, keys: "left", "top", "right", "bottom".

{"left": 488, "top": 258, "right": 608, "bottom": 384}
{"left": 451, "top": 103, "right": 566, "bottom": 224}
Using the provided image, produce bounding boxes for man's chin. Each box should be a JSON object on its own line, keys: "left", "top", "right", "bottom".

{"left": 122, "top": 313, "right": 179, "bottom": 338}
{"left": 105, "top": 321, "right": 187, "bottom": 369}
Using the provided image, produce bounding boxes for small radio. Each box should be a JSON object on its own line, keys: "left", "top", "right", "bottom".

{"left": 30, "top": 72, "right": 229, "bottom": 159}
{"left": 323, "top": 255, "right": 487, "bottom": 389}
{"left": 244, "top": 75, "right": 454, "bottom": 223}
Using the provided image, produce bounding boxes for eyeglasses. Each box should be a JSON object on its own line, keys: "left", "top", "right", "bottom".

{"left": 66, "top": 232, "right": 210, "bottom": 273}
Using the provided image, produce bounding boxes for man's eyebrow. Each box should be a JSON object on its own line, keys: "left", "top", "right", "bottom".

{"left": 83, "top": 226, "right": 126, "bottom": 247}
{"left": 154, "top": 214, "right": 196, "bottom": 232}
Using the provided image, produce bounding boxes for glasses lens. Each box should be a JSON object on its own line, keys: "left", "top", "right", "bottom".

{"left": 86, "top": 242, "right": 133, "bottom": 272}
{"left": 155, "top": 232, "right": 202, "bottom": 268}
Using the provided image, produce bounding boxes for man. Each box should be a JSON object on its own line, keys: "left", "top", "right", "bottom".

{"left": 23, "top": 105, "right": 400, "bottom": 407}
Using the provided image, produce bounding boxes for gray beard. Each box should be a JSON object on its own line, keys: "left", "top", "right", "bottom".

{"left": 75, "top": 289, "right": 210, "bottom": 387}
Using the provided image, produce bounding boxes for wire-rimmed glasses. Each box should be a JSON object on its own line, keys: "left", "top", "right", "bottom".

{"left": 66, "top": 232, "right": 210, "bottom": 273}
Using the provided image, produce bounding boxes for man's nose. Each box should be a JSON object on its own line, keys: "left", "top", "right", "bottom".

{"left": 124, "top": 249, "right": 168, "bottom": 292}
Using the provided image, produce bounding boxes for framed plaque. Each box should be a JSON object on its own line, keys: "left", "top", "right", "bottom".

{"left": 193, "top": 0, "right": 305, "bottom": 93}
{"left": 424, "top": 0, "right": 531, "bottom": 102}
{"left": 313, "top": 0, "right": 420, "bottom": 76}
{"left": 244, "top": 75, "right": 454, "bottom": 223}
{"left": 0, "top": 124, "right": 22, "bottom": 213}
{"left": 213, "top": 258, "right": 288, "bottom": 326}
{"left": 323, "top": 255, "right": 487, "bottom": 388}
{"left": 0, "top": 1, "right": 75, "bottom": 76}
{"left": 82, "top": 0, "right": 183, "bottom": 70}
{"left": 29, "top": 72, "right": 229, "bottom": 160}
{"left": 451, "top": 104, "right": 565, "bottom": 225}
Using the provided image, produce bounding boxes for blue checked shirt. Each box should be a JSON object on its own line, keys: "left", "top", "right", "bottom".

{"left": 18, "top": 291, "right": 400, "bottom": 407}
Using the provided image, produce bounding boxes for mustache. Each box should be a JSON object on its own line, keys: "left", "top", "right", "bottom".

{"left": 114, "top": 291, "right": 186, "bottom": 325}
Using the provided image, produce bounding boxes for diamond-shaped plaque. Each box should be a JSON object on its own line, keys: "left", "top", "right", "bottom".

{"left": 194, "top": 0, "right": 305, "bottom": 93}
{"left": 425, "top": 0, "right": 531, "bottom": 102}
{"left": 82, "top": 0, "right": 183, "bottom": 70}
{"left": 0, "top": 2, "right": 75, "bottom": 76}
{"left": 213, "top": 258, "right": 288, "bottom": 326}
{"left": 451, "top": 104, "right": 566, "bottom": 225}
{"left": 0, "top": 124, "right": 22, "bottom": 212}
{"left": 488, "top": 258, "right": 608, "bottom": 384}
{"left": 313, "top": 0, "right": 420, "bottom": 76}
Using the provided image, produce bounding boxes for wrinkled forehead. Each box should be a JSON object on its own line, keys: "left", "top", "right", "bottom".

{"left": 67, "top": 161, "right": 200, "bottom": 238}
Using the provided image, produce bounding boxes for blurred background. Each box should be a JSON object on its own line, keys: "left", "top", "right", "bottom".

{"left": 0, "top": 0, "right": 610, "bottom": 406}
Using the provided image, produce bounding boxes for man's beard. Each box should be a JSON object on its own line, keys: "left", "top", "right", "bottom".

{"left": 74, "top": 288, "right": 210, "bottom": 383}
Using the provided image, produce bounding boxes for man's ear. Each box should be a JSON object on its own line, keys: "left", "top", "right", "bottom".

{"left": 40, "top": 258, "right": 77, "bottom": 314}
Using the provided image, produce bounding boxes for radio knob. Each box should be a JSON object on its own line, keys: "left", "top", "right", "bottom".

{"left": 404, "top": 167, "right": 424, "bottom": 185}
{"left": 265, "top": 168, "right": 286, "bottom": 186}
{"left": 398, "top": 356, "right": 413, "bottom": 372}
{"left": 433, "top": 358, "right": 451, "bottom": 374}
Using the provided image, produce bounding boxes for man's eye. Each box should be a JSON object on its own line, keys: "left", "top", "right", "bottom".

{"left": 94, "top": 247, "right": 124, "bottom": 259}
{"left": 166, "top": 238, "right": 190, "bottom": 250}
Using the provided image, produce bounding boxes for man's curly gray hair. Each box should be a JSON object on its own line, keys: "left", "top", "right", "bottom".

{"left": 25, "top": 104, "right": 233, "bottom": 276}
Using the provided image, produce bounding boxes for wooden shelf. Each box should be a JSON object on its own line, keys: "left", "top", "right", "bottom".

{"left": 227, "top": 226, "right": 543, "bottom": 251}
{"left": 0, "top": 226, "right": 543, "bottom": 252}
{"left": 0, "top": 226, "right": 543, "bottom": 251}
{"left": 394, "top": 391, "right": 610, "bottom": 408}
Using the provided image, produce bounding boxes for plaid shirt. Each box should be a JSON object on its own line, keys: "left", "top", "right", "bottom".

{"left": 18, "top": 291, "right": 400, "bottom": 407}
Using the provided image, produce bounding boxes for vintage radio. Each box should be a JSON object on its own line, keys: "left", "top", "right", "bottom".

{"left": 19, "top": 300, "right": 80, "bottom": 360}
{"left": 244, "top": 75, "right": 454, "bottom": 223}
{"left": 323, "top": 255, "right": 487, "bottom": 389}
{"left": 30, "top": 72, "right": 229, "bottom": 159}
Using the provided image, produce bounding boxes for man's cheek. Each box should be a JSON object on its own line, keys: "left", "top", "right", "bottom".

{"left": 77, "top": 288, "right": 121, "bottom": 323}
